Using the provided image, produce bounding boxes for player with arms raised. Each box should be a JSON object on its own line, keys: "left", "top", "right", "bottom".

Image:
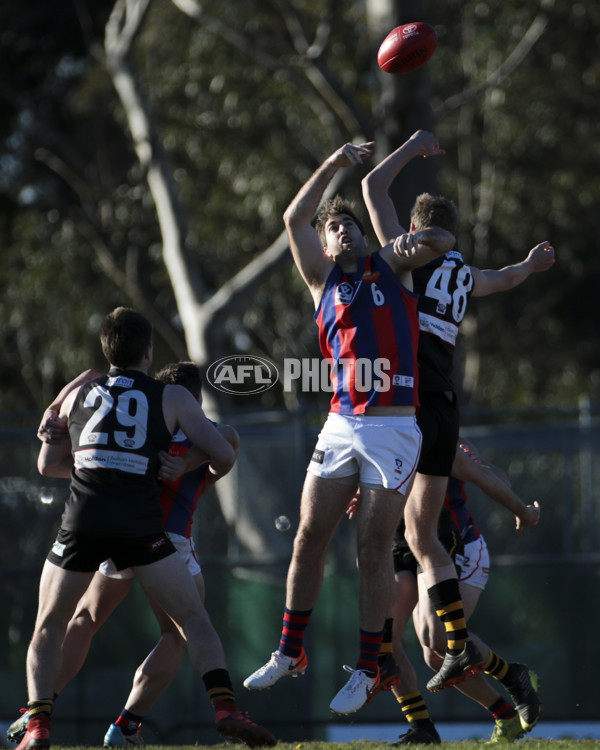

{"left": 244, "top": 141, "right": 455, "bottom": 714}
{"left": 362, "top": 129, "right": 554, "bottom": 692}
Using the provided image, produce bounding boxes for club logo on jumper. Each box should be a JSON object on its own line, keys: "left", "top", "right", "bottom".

{"left": 335, "top": 281, "right": 354, "bottom": 305}
{"left": 394, "top": 458, "right": 404, "bottom": 475}
{"left": 207, "top": 355, "right": 279, "bottom": 395}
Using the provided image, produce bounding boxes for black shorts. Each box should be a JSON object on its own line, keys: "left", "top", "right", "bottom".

{"left": 416, "top": 391, "right": 459, "bottom": 476}
{"left": 46, "top": 527, "right": 176, "bottom": 572}
{"left": 393, "top": 508, "right": 464, "bottom": 577}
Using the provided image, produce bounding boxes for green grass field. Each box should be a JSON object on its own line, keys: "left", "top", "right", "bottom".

{"left": 294, "top": 744, "right": 600, "bottom": 750}
{"left": 271, "top": 743, "right": 600, "bottom": 750}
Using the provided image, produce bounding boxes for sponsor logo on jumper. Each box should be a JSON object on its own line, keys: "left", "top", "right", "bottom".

{"left": 362, "top": 270, "right": 380, "bottom": 283}
{"left": 74, "top": 449, "right": 149, "bottom": 475}
{"left": 418, "top": 312, "right": 459, "bottom": 346}
{"left": 107, "top": 375, "right": 135, "bottom": 389}
{"left": 394, "top": 458, "right": 404, "bottom": 475}
{"left": 392, "top": 374, "right": 415, "bottom": 388}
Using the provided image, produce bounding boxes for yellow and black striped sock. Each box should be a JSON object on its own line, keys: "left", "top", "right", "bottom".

{"left": 397, "top": 691, "right": 431, "bottom": 724}
{"left": 484, "top": 650, "right": 510, "bottom": 681}
{"left": 427, "top": 578, "right": 469, "bottom": 654}
{"left": 203, "top": 668, "right": 237, "bottom": 720}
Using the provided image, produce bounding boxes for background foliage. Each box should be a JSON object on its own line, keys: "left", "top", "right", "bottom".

{"left": 0, "top": 0, "right": 598, "bottom": 412}
{"left": 1, "top": 0, "right": 600, "bottom": 741}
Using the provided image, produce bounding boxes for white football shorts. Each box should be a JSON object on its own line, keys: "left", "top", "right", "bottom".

{"left": 307, "top": 413, "right": 422, "bottom": 494}
{"left": 99, "top": 532, "right": 202, "bottom": 580}
{"left": 459, "top": 535, "right": 490, "bottom": 591}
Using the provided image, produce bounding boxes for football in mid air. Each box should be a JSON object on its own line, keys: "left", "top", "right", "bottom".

{"left": 377, "top": 22, "right": 438, "bottom": 74}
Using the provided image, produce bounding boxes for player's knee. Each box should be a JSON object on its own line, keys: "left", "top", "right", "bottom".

{"left": 163, "top": 628, "right": 186, "bottom": 652}
{"left": 69, "top": 607, "right": 98, "bottom": 634}
{"left": 404, "top": 525, "right": 425, "bottom": 558}
{"left": 405, "top": 522, "right": 443, "bottom": 560}
{"left": 292, "top": 523, "right": 328, "bottom": 560}
{"left": 357, "top": 532, "right": 390, "bottom": 571}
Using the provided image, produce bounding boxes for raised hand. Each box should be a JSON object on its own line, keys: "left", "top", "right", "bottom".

{"left": 409, "top": 130, "right": 445, "bottom": 158}
{"left": 526, "top": 241, "right": 555, "bottom": 272}
{"left": 516, "top": 500, "right": 541, "bottom": 532}
{"left": 329, "top": 142, "right": 375, "bottom": 168}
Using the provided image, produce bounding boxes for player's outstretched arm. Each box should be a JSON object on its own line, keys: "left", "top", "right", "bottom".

{"left": 471, "top": 241, "right": 555, "bottom": 297}
{"left": 452, "top": 438, "right": 541, "bottom": 532}
{"left": 362, "top": 130, "right": 444, "bottom": 247}
{"left": 384, "top": 226, "right": 456, "bottom": 274}
{"left": 284, "top": 141, "right": 374, "bottom": 301}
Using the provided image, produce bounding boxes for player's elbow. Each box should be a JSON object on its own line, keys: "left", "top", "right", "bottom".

{"left": 220, "top": 425, "right": 241, "bottom": 458}
{"left": 37, "top": 457, "right": 51, "bottom": 476}
{"left": 283, "top": 204, "right": 302, "bottom": 231}
{"left": 213, "top": 443, "right": 236, "bottom": 475}
{"left": 431, "top": 226, "right": 456, "bottom": 253}
{"left": 361, "top": 172, "right": 382, "bottom": 202}
{"left": 37, "top": 455, "right": 58, "bottom": 477}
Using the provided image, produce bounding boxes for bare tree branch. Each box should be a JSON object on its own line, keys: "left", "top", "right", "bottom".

{"left": 104, "top": 0, "right": 152, "bottom": 61}
{"left": 33, "top": 146, "right": 188, "bottom": 358}
{"left": 435, "top": 10, "right": 550, "bottom": 119}
{"left": 172, "top": 0, "right": 368, "bottom": 140}
{"left": 105, "top": 0, "right": 208, "bottom": 360}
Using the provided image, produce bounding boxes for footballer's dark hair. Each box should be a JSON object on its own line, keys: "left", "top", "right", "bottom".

{"left": 314, "top": 195, "right": 366, "bottom": 243}
{"left": 100, "top": 307, "right": 152, "bottom": 369}
{"left": 155, "top": 361, "right": 202, "bottom": 399}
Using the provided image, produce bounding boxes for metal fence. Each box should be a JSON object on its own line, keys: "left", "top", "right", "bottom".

{"left": 1, "top": 402, "right": 599, "bottom": 744}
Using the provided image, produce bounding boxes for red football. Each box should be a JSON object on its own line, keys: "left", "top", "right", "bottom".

{"left": 377, "top": 22, "right": 438, "bottom": 74}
